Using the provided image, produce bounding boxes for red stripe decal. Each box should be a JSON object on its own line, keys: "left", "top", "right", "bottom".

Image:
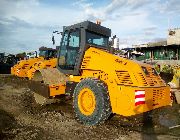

{"left": 135, "top": 90, "right": 145, "bottom": 92}
{"left": 135, "top": 101, "right": 145, "bottom": 106}
{"left": 135, "top": 94, "right": 145, "bottom": 98}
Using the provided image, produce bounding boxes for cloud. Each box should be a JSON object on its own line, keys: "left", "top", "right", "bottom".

{"left": 0, "top": 0, "right": 179, "bottom": 54}
{"left": 0, "top": 0, "right": 82, "bottom": 26}
{"left": 127, "top": 0, "right": 152, "bottom": 9}
{"left": 158, "top": 0, "right": 180, "bottom": 14}
{"left": 152, "top": 37, "right": 166, "bottom": 42}
{"left": 143, "top": 26, "right": 158, "bottom": 36}
{"left": 0, "top": 17, "right": 33, "bottom": 29}
{"left": 0, "top": 0, "right": 83, "bottom": 54}
{"left": 0, "top": 15, "right": 62, "bottom": 54}
{"left": 74, "top": 0, "right": 153, "bottom": 21}
{"left": 0, "top": 0, "right": 39, "bottom": 20}
{"left": 73, "top": 0, "right": 161, "bottom": 46}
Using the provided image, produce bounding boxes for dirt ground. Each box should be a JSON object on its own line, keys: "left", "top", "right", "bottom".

{"left": 0, "top": 75, "right": 180, "bottom": 140}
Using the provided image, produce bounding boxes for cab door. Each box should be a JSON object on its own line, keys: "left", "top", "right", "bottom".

{"left": 57, "top": 29, "right": 80, "bottom": 74}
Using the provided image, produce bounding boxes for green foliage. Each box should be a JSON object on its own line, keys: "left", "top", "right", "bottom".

{"left": 161, "top": 64, "right": 173, "bottom": 74}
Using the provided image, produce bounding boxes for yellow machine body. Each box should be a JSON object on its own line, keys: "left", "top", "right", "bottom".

{"left": 29, "top": 21, "right": 172, "bottom": 125}
{"left": 11, "top": 57, "right": 44, "bottom": 77}
{"left": 45, "top": 47, "right": 171, "bottom": 116}
{"left": 27, "top": 58, "right": 57, "bottom": 79}
{"left": 69, "top": 47, "right": 171, "bottom": 116}
{"left": 11, "top": 46, "right": 57, "bottom": 78}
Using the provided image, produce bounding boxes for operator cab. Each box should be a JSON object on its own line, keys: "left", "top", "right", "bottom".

{"left": 39, "top": 47, "right": 57, "bottom": 60}
{"left": 57, "top": 21, "right": 111, "bottom": 75}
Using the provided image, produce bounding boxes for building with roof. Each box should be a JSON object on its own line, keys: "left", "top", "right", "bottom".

{"left": 132, "top": 28, "right": 180, "bottom": 62}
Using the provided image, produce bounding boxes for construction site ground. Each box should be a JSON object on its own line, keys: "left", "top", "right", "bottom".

{"left": 0, "top": 75, "right": 180, "bottom": 140}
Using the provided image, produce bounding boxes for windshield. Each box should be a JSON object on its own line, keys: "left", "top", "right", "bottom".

{"left": 86, "top": 31, "right": 108, "bottom": 47}
{"left": 39, "top": 50, "right": 47, "bottom": 57}
{"left": 48, "top": 50, "right": 57, "bottom": 58}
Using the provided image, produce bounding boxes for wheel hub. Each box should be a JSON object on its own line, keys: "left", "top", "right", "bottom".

{"left": 78, "top": 88, "right": 96, "bottom": 116}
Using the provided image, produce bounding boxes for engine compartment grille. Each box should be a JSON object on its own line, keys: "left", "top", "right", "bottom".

{"left": 116, "top": 71, "right": 133, "bottom": 85}
{"left": 135, "top": 73, "right": 148, "bottom": 86}
{"left": 145, "top": 67, "right": 165, "bottom": 86}
{"left": 152, "top": 89, "right": 165, "bottom": 103}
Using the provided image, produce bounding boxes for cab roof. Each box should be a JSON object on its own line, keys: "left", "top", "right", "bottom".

{"left": 63, "top": 21, "right": 111, "bottom": 37}
{"left": 39, "top": 47, "right": 57, "bottom": 51}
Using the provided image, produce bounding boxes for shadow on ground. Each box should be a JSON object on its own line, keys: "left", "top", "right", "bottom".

{"left": 0, "top": 109, "right": 18, "bottom": 139}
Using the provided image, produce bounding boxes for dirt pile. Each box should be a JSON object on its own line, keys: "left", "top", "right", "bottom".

{"left": 0, "top": 75, "right": 180, "bottom": 139}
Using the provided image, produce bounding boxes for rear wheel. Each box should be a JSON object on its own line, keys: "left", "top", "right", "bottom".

{"left": 73, "top": 78, "right": 112, "bottom": 125}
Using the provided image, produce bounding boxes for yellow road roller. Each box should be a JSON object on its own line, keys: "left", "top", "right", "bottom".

{"left": 29, "top": 21, "right": 172, "bottom": 125}
{"left": 11, "top": 47, "right": 57, "bottom": 78}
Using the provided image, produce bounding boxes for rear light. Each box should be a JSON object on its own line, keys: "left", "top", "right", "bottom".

{"left": 135, "top": 90, "right": 145, "bottom": 106}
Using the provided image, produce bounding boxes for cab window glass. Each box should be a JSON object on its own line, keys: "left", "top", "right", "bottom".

{"left": 86, "top": 31, "right": 108, "bottom": 47}
{"left": 58, "top": 29, "right": 80, "bottom": 70}
{"left": 69, "top": 31, "right": 80, "bottom": 48}
{"left": 62, "top": 31, "right": 68, "bottom": 47}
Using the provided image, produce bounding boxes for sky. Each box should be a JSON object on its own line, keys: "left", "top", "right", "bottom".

{"left": 0, "top": 0, "right": 179, "bottom": 54}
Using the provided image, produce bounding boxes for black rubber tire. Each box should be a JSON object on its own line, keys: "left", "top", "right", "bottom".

{"left": 73, "top": 78, "right": 112, "bottom": 125}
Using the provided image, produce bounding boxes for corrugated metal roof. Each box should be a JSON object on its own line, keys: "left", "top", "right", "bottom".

{"left": 132, "top": 41, "right": 167, "bottom": 48}
{"left": 147, "top": 41, "right": 167, "bottom": 47}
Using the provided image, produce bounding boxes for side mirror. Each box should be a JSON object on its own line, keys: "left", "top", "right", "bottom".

{"left": 53, "top": 31, "right": 58, "bottom": 33}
